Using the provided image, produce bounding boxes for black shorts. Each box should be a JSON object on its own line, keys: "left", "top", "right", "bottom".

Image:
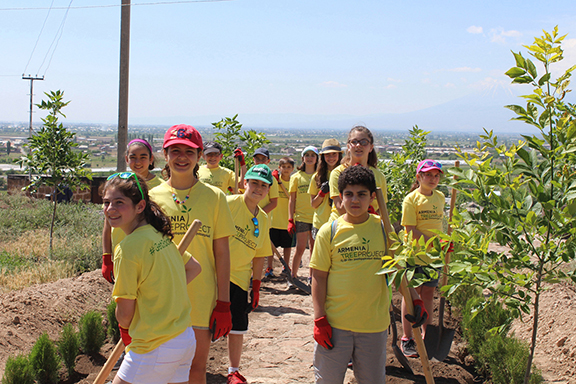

{"left": 295, "top": 221, "right": 312, "bottom": 234}
{"left": 230, "top": 282, "right": 249, "bottom": 333}
{"left": 270, "top": 228, "right": 294, "bottom": 249}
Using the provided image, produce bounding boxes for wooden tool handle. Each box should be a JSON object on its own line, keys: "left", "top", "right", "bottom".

{"left": 441, "top": 160, "right": 459, "bottom": 287}
{"left": 234, "top": 157, "right": 239, "bottom": 194}
{"left": 93, "top": 339, "right": 124, "bottom": 384}
{"left": 178, "top": 220, "right": 202, "bottom": 255}
{"left": 278, "top": 178, "right": 290, "bottom": 198}
{"left": 375, "top": 188, "right": 435, "bottom": 384}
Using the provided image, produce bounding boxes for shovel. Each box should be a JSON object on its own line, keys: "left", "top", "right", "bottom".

{"left": 389, "top": 302, "right": 413, "bottom": 374}
{"left": 93, "top": 220, "right": 202, "bottom": 384}
{"left": 271, "top": 242, "right": 311, "bottom": 294}
{"left": 424, "top": 161, "right": 459, "bottom": 362}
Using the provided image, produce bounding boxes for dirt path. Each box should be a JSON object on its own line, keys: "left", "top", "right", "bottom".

{"left": 1, "top": 250, "right": 574, "bottom": 383}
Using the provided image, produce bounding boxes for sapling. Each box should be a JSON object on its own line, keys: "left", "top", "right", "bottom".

{"left": 78, "top": 310, "right": 106, "bottom": 355}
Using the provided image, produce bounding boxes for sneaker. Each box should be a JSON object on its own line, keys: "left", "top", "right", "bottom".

{"left": 280, "top": 267, "right": 288, "bottom": 276}
{"left": 227, "top": 371, "right": 247, "bottom": 384}
{"left": 401, "top": 338, "right": 418, "bottom": 358}
{"left": 307, "top": 277, "right": 312, "bottom": 285}
{"left": 287, "top": 280, "right": 294, "bottom": 289}
{"left": 347, "top": 359, "right": 353, "bottom": 368}
{"left": 264, "top": 267, "right": 275, "bottom": 278}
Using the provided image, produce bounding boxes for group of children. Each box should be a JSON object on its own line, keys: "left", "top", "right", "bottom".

{"left": 101, "top": 123, "right": 448, "bottom": 384}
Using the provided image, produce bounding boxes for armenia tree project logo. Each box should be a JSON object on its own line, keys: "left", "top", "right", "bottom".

{"left": 362, "top": 237, "right": 370, "bottom": 251}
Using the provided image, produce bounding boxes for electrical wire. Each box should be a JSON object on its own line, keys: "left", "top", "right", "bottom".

{"left": 0, "top": 0, "right": 233, "bottom": 11}
{"left": 38, "top": 0, "right": 74, "bottom": 76}
{"left": 23, "top": 0, "right": 55, "bottom": 76}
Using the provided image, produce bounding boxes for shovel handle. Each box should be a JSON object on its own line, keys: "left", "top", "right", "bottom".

{"left": 234, "top": 157, "right": 239, "bottom": 194}
{"left": 375, "top": 188, "right": 435, "bottom": 384}
{"left": 93, "top": 339, "right": 124, "bottom": 384}
{"left": 178, "top": 220, "right": 202, "bottom": 255}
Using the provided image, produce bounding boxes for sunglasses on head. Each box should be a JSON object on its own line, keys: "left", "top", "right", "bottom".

{"left": 417, "top": 160, "right": 442, "bottom": 174}
{"left": 107, "top": 172, "right": 145, "bottom": 200}
{"left": 251, "top": 217, "right": 259, "bottom": 238}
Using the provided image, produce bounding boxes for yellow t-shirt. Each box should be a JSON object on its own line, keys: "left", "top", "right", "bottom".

{"left": 328, "top": 164, "right": 388, "bottom": 221}
{"left": 198, "top": 165, "right": 236, "bottom": 194}
{"left": 289, "top": 170, "right": 314, "bottom": 224}
{"left": 112, "top": 225, "right": 192, "bottom": 354}
{"left": 226, "top": 195, "right": 272, "bottom": 291}
{"left": 401, "top": 189, "right": 445, "bottom": 265}
{"left": 109, "top": 174, "right": 165, "bottom": 250}
{"left": 308, "top": 171, "right": 333, "bottom": 230}
{"left": 258, "top": 177, "right": 279, "bottom": 211}
{"left": 310, "top": 216, "right": 390, "bottom": 333}
{"left": 149, "top": 181, "right": 235, "bottom": 328}
{"left": 271, "top": 175, "right": 291, "bottom": 230}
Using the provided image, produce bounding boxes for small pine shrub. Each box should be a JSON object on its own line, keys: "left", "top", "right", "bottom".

{"left": 79, "top": 310, "right": 106, "bottom": 355}
{"left": 58, "top": 323, "right": 80, "bottom": 376}
{"left": 29, "top": 333, "right": 61, "bottom": 384}
{"left": 107, "top": 300, "right": 120, "bottom": 343}
{"left": 462, "top": 297, "right": 511, "bottom": 356}
{"left": 2, "top": 354, "right": 35, "bottom": 384}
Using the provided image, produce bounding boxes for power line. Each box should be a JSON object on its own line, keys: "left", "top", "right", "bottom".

{"left": 23, "top": 0, "right": 55, "bottom": 75}
{"left": 38, "top": 0, "right": 73, "bottom": 76}
{"left": 0, "top": 0, "right": 233, "bottom": 11}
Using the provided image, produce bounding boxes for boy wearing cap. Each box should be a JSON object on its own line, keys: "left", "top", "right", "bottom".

{"left": 251, "top": 148, "right": 279, "bottom": 214}
{"left": 225, "top": 164, "right": 273, "bottom": 384}
{"left": 199, "top": 141, "right": 246, "bottom": 194}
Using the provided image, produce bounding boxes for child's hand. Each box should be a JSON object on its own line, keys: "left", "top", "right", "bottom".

{"left": 210, "top": 300, "right": 232, "bottom": 341}
{"left": 288, "top": 219, "right": 296, "bottom": 235}
{"left": 234, "top": 148, "right": 245, "bottom": 166}
{"left": 246, "top": 280, "right": 261, "bottom": 313}
{"left": 272, "top": 169, "right": 280, "bottom": 181}
{"left": 119, "top": 325, "right": 132, "bottom": 346}
{"left": 318, "top": 181, "right": 329, "bottom": 197}
{"left": 404, "top": 299, "right": 428, "bottom": 328}
{"left": 102, "top": 253, "right": 114, "bottom": 283}
{"left": 313, "top": 316, "right": 333, "bottom": 349}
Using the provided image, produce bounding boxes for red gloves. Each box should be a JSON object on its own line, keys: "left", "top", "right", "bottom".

{"left": 246, "top": 280, "right": 261, "bottom": 313}
{"left": 234, "top": 148, "right": 245, "bottom": 166}
{"left": 119, "top": 325, "right": 131, "bottom": 346}
{"left": 288, "top": 219, "right": 296, "bottom": 235}
{"left": 405, "top": 299, "right": 428, "bottom": 328}
{"left": 210, "top": 300, "right": 232, "bottom": 341}
{"left": 227, "top": 186, "right": 234, "bottom": 194}
{"left": 102, "top": 253, "right": 114, "bottom": 283}
{"left": 367, "top": 205, "right": 377, "bottom": 215}
{"left": 318, "top": 181, "right": 329, "bottom": 197}
{"left": 314, "top": 316, "right": 333, "bottom": 350}
{"left": 272, "top": 169, "right": 280, "bottom": 182}
{"left": 441, "top": 240, "right": 454, "bottom": 253}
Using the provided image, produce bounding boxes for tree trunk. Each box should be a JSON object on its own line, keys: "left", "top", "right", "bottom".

{"left": 524, "top": 271, "right": 542, "bottom": 384}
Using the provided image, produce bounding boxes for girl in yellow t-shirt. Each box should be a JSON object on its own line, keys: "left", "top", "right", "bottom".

{"left": 288, "top": 146, "right": 318, "bottom": 281}
{"left": 102, "top": 172, "right": 201, "bottom": 384}
{"left": 399, "top": 159, "right": 446, "bottom": 358}
{"left": 101, "top": 138, "right": 165, "bottom": 283}
{"left": 149, "top": 125, "right": 236, "bottom": 384}
{"left": 309, "top": 138, "right": 342, "bottom": 238}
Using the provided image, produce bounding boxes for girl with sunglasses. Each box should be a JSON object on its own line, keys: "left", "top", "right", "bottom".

{"left": 148, "top": 125, "right": 236, "bottom": 384}
{"left": 328, "top": 126, "right": 388, "bottom": 221}
{"left": 102, "top": 139, "right": 165, "bottom": 283}
{"left": 102, "top": 172, "right": 201, "bottom": 384}
{"left": 399, "top": 159, "right": 445, "bottom": 358}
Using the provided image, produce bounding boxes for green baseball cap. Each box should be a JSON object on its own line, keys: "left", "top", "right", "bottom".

{"left": 245, "top": 164, "right": 273, "bottom": 185}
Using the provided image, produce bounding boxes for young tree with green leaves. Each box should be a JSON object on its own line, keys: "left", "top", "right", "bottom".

{"left": 444, "top": 27, "right": 576, "bottom": 384}
{"left": 18, "top": 90, "right": 91, "bottom": 256}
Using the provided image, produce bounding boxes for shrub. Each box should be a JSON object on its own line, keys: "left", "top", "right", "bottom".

{"left": 78, "top": 310, "right": 106, "bottom": 354}
{"left": 58, "top": 323, "right": 80, "bottom": 376}
{"left": 107, "top": 300, "right": 120, "bottom": 343}
{"left": 2, "top": 354, "right": 35, "bottom": 384}
{"left": 462, "top": 297, "right": 511, "bottom": 356}
{"left": 29, "top": 333, "right": 61, "bottom": 384}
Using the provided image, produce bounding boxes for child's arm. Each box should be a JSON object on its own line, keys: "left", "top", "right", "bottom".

{"left": 102, "top": 218, "right": 112, "bottom": 254}
{"left": 115, "top": 298, "right": 135, "bottom": 329}
{"left": 184, "top": 255, "right": 202, "bottom": 284}
{"left": 101, "top": 219, "right": 114, "bottom": 283}
{"left": 332, "top": 195, "right": 346, "bottom": 216}
{"left": 288, "top": 192, "right": 297, "bottom": 234}
{"left": 213, "top": 237, "right": 231, "bottom": 302}
{"left": 311, "top": 269, "right": 328, "bottom": 319}
{"left": 260, "top": 197, "right": 277, "bottom": 214}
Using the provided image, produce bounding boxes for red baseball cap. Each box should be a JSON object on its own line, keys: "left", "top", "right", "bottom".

{"left": 163, "top": 124, "right": 203, "bottom": 150}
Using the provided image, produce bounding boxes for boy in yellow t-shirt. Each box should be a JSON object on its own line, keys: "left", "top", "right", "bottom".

{"left": 224, "top": 164, "right": 273, "bottom": 384}
{"left": 310, "top": 165, "right": 427, "bottom": 383}
{"left": 198, "top": 141, "right": 246, "bottom": 194}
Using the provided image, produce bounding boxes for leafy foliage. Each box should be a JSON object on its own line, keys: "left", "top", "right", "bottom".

{"left": 2, "top": 354, "right": 35, "bottom": 384}
{"left": 212, "top": 114, "right": 270, "bottom": 170}
{"left": 380, "top": 125, "right": 429, "bottom": 228}
{"left": 58, "top": 323, "right": 80, "bottom": 377}
{"left": 78, "top": 310, "right": 106, "bottom": 355}
{"left": 29, "top": 333, "right": 61, "bottom": 384}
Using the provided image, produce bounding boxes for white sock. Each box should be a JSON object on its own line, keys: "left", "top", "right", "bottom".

{"left": 228, "top": 367, "right": 239, "bottom": 374}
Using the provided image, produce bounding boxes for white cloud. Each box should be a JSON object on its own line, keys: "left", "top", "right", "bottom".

{"left": 320, "top": 81, "right": 347, "bottom": 88}
{"left": 467, "top": 26, "right": 483, "bottom": 34}
{"left": 449, "top": 67, "right": 482, "bottom": 73}
{"left": 421, "top": 78, "right": 431, "bottom": 84}
{"left": 386, "top": 84, "right": 397, "bottom": 89}
{"left": 554, "top": 38, "right": 576, "bottom": 74}
{"left": 445, "top": 83, "right": 456, "bottom": 88}
{"left": 490, "top": 28, "right": 522, "bottom": 44}
{"left": 387, "top": 77, "right": 402, "bottom": 83}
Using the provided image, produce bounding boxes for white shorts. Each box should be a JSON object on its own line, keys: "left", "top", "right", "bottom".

{"left": 117, "top": 327, "right": 195, "bottom": 384}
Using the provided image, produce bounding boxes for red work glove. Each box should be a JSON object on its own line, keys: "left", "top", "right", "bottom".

{"left": 318, "top": 181, "right": 329, "bottom": 197}
{"left": 209, "top": 300, "right": 232, "bottom": 341}
{"left": 287, "top": 219, "right": 296, "bottom": 235}
{"left": 367, "top": 205, "right": 377, "bottom": 215}
{"left": 405, "top": 299, "right": 428, "bottom": 328}
{"left": 227, "top": 186, "right": 234, "bottom": 194}
{"left": 441, "top": 240, "right": 454, "bottom": 253}
{"left": 272, "top": 169, "right": 280, "bottom": 182}
{"left": 119, "top": 325, "right": 131, "bottom": 346}
{"left": 102, "top": 253, "right": 114, "bottom": 283}
{"left": 234, "top": 148, "right": 245, "bottom": 166}
{"left": 314, "top": 316, "right": 333, "bottom": 350}
{"left": 246, "top": 280, "right": 261, "bottom": 313}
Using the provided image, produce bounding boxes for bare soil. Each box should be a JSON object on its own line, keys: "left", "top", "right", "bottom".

{"left": 0, "top": 250, "right": 574, "bottom": 383}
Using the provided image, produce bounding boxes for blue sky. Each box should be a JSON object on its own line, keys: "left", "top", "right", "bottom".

{"left": 1, "top": 0, "right": 575, "bottom": 132}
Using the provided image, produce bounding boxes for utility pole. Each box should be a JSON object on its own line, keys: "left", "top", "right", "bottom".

{"left": 22, "top": 75, "right": 44, "bottom": 138}
{"left": 117, "top": 0, "right": 131, "bottom": 171}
